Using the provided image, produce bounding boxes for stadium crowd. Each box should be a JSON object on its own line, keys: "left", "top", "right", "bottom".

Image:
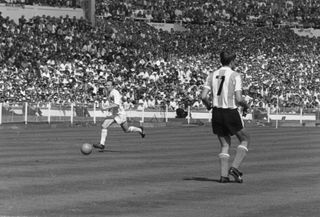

{"left": 1, "top": 0, "right": 81, "bottom": 8}
{"left": 1, "top": 0, "right": 320, "bottom": 114}
{"left": 96, "top": 0, "right": 320, "bottom": 28}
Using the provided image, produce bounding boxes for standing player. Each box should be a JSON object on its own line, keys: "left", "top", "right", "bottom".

{"left": 201, "top": 50, "right": 250, "bottom": 183}
{"left": 93, "top": 80, "right": 145, "bottom": 151}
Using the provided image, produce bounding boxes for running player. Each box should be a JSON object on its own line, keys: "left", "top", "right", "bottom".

{"left": 93, "top": 80, "right": 145, "bottom": 151}
{"left": 201, "top": 50, "right": 250, "bottom": 183}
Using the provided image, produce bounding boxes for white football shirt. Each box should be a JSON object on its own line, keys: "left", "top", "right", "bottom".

{"left": 108, "top": 89, "right": 125, "bottom": 116}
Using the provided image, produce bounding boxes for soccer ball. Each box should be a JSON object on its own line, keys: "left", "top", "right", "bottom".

{"left": 81, "top": 143, "right": 93, "bottom": 155}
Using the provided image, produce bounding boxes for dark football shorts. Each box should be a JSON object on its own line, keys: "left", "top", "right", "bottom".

{"left": 211, "top": 107, "right": 243, "bottom": 136}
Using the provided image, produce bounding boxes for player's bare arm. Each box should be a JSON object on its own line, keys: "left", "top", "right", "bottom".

{"left": 235, "top": 90, "right": 249, "bottom": 116}
{"left": 201, "top": 87, "right": 212, "bottom": 110}
{"left": 101, "top": 102, "right": 119, "bottom": 111}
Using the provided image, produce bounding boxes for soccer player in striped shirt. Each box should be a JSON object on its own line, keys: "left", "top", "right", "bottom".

{"left": 93, "top": 80, "right": 145, "bottom": 151}
{"left": 201, "top": 50, "right": 250, "bottom": 183}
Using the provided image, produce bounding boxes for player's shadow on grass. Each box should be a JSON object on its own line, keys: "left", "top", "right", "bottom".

{"left": 95, "top": 149, "right": 143, "bottom": 153}
{"left": 183, "top": 177, "right": 237, "bottom": 183}
{"left": 183, "top": 177, "right": 220, "bottom": 182}
{"left": 95, "top": 150, "right": 124, "bottom": 153}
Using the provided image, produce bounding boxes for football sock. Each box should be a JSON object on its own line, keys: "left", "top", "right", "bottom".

{"left": 221, "top": 145, "right": 229, "bottom": 155}
{"left": 231, "top": 142, "right": 248, "bottom": 169}
{"left": 128, "top": 126, "right": 142, "bottom": 133}
{"left": 100, "top": 129, "right": 108, "bottom": 145}
{"left": 219, "top": 153, "right": 230, "bottom": 177}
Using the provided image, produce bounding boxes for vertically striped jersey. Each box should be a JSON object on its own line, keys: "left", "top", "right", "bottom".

{"left": 204, "top": 66, "right": 242, "bottom": 109}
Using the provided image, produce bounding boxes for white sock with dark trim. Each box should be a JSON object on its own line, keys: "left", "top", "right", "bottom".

{"left": 219, "top": 153, "right": 230, "bottom": 177}
{"left": 232, "top": 142, "right": 248, "bottom": 169}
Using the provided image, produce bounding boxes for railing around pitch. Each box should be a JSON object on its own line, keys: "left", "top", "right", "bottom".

{"left": 3, "top": 102, "right": 318, "bottom": 127}
{"left": 252, "top": 105, "right": 320, "bottom": 128}
{"left": 0, "top": 102, "right": 167, "bottom": 125}
{"left": 0, "top": 102, "right": 215, "bottom": 125}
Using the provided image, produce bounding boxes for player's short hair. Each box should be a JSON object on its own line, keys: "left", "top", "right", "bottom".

{"left": 106, "top": 79, "right": 115, "bottom": 86}
{"left": 220, "top": 51, "right": 236, "bottom": 66}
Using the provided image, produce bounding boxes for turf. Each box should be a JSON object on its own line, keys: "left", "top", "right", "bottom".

{"left": 0, "top": 125, "right": 320, "bottom": 217}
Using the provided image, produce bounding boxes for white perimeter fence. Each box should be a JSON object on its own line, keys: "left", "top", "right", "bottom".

{"left": 0, "top": 102, "right": 319, "bottom": 127}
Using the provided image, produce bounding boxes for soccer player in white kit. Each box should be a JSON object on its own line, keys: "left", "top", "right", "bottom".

{"left": 201, "top": 50, "right": 250, "bottom": 183}
{"left": 93, "top": 80, "right": 145, "bottom": 151}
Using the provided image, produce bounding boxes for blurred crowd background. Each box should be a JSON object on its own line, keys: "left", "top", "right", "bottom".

{"left": 1, "top": 0, "right": 320, "bottom": 115}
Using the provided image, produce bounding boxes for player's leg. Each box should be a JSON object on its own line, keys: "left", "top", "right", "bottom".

{"left": 217, "top": 135, "right": 231, "bottom": 183}
{"left": 93, "top": 118, "right": 115, "bottom": 150}
{"left": 120, "top": 121, "right": 145, "bottom": 138}
{"left": 212, "top": 108, "right": 230, "bottom": 183}
{"left": 229, "top": 122, "right": 250, "bottom": 183}
{"left": 224, "top": 108, "right": 249, "bottom": 183}
{"left": 116, "top": 114, "right": 145, "bottom": 138}
{"left": 232, "top": 129, "right": 249, "bottom": 168}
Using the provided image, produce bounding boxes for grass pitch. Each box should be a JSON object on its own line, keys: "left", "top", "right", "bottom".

{"left": 0, "top": 124, "right": 320, "bottom": 217}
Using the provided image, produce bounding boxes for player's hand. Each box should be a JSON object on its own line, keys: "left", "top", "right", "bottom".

{"left": 206, "top": 104, "right": 213, "bottom": 111}
{"left": 242, "top": 108, "right": 248, "bottom": 117}
{"left": 238, "top": 101, "right": 249, "bottom": 117}
{"left": 242, "top": 104, "right": 249, "bottom": 117}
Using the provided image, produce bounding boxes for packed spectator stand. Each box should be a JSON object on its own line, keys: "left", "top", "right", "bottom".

{"left": 1, "top": 0, "right": 320, "bottom": 116}
{"left": 1, "top": 0, "right": 81, "bottom": 8}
